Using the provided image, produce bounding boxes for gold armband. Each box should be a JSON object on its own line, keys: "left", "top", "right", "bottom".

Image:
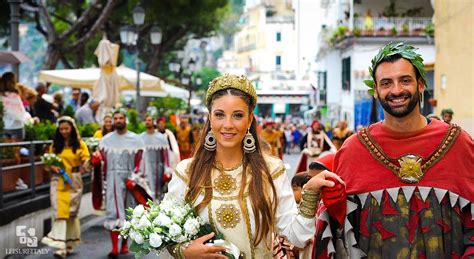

{"left": 298, "top": 189, "right": 320, "bottom": 218}
{"left": 167, "top": 241, "right": 190, "bottom": 259}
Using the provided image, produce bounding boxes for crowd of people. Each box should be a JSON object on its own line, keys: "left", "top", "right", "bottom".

{"left": 2, "top": 42, "right": 472, "bottom": 259}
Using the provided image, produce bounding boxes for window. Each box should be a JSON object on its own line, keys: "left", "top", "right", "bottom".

{"left": 276, "top": 32, "right": 282, "bottom": 42}
{"left": 342, "top": 57, "right": 351, "bottom": 91}
{"left": 276, "top": 55, "right": 281, "bottom": 70}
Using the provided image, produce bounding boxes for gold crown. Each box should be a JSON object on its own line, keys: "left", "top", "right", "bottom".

{"left": 206, "top": 74, "right": 257, "bottom": 106}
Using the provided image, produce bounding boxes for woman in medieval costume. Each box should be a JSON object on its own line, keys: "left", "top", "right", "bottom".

{"left": 41, "top": 116, "right": 90, "bottom": 257}
{"left": 165, "top": 74, "right": 342, "bottom": 258}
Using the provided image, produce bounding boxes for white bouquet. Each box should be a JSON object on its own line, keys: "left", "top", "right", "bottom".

{"left": 85, "top": 137, "right": 100, "bottom": 150}
{"left": 117, "top": 193, "right": 240, "bottom": 258}
{"left": 41, "top": 153, "right": 72, "bottom": 185}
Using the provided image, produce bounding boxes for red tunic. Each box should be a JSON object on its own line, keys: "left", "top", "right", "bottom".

{"left": 313, "top": 119, "right": 474, "bottom": 258}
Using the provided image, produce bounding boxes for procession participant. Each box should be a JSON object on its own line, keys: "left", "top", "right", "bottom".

{"left": 41, "top": 116, "right": 90, "bottom": 257}
{"left": 176, "top": 115, "right": 194, "bottom": 159}
{"left": 441, "top": 108, "right": 454, "bottom": 124}
{"left": 331, "top": 120, "right": 353, "bottom": 150}
{"left": 260, "top": 121, "right": 282, "bottom": 157}
{"left": 166, "top": 74, "right": 342, "bottom": 258}
{"left": 156, "top": 117, "right": 180, "bottom": 169}
{"left": 93, "top": 109, "right": 145, "bottom": 258}
{"left": 139, "top": 115, "right": 170, "bottom": 200}
{"left": 312, "top": 42, "right": 474, "bottom": 258}
{"left": 93, "top": 114, "right": 114, "bottom": 139}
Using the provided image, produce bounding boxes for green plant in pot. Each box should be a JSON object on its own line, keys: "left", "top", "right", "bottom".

{"left": 391, "top": 27, "right": 398, "bottom": 36}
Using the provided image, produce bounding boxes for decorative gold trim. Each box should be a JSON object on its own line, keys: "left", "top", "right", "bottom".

{"left": 271, "top": 166, "right": 286, "bottom": 180}
{"left": 242, "top": 198, "right": 256, "bottom": 259}
{"left": 206, "top": 74, "right": 257, "bottom": 106}
{"left": 213, "top": 192, "right": 249, "bottom": 201}
{"left": 214, "top": 173, "right": 238, "bottom": 195}
{"left": 358, "top": 123, "right": 460, "bottom": 183}
{"left": 173, "top": 169, "right": 189, "bottom": 183}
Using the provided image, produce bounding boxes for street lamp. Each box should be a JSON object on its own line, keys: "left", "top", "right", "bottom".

{"left": 8, "top": 0, "right": 22, "bottom": 79}
{"left": 120, "top": 3, "right": 162, "bottom": 114}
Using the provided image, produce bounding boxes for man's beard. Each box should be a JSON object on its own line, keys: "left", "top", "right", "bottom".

{"left": 378, "top": 88, "right": 420, "bottom": 118}
{"left": 115, "top": 122, "right": 126, "bottom": 130}
{"left": 146, "top": 125, "right": 154, "bottom": 130}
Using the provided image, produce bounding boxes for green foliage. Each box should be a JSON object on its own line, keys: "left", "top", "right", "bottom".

{"left": 150, "top": 96, "right": 187, "bottom": 118}
{"left": 364, "top": 42, "right": 427, "bottom": 94}
{"left": 353, "top": 28, "right": 361, "bottom": 37}
{"left": 390, "top": 27, "right": 398, "bottom": 36}
{"left": 194, "top": 67, "right": 221, "bottom": 91}
{"left": 77, "top": 123, "right": 100, "bottom": 138}
{"left": 424, "top": 22, "right": 435, "bottom": 37}
{"left": 25, "top": 122, "right": 57, "bottom": 141}
{"left": 61, "top": 105, "right": 76, "bottom": 118}
{"left": 328, "top": 26, "right": 349, "bottom": 45}
{"left": 127, "top": 109, "right": 146, "bottom": 134}
{"left": 402, "top": 23, "right": 409, "bottom": 33}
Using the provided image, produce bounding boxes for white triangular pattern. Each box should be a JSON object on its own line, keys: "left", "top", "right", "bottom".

{"left": 357, "top": 192, "right": 369, "bottom": 207}
{"left": 344, "top": 218, "right": 353, "bottom": 233}
{"left": 370, "top": 190, "right": 383, "bottom": 205}
{"left": 471, "top": 204, "right": 474, "bottom": 220}
{"left": 418, "top": 187, "right": 432, "bottom": 202}
{"left": 386, "top": 187, "right": 400, "bottom": 203}
{"left": 449, "top": 192, "right": 459, "bottom": 207}
{"left": 327, "top": 239, "right": 335, "bottom": 255}
{"left": 319, "top": 210, "right": 329, "bottom": 223}
{"left": 459, "top": 197, "right": 470, "bottom": 209}
{"left": 347, "top": 200, "right": 358, "bottom": 215}
{"left": 347, "top": 230, "right": 357, "bottom": 246}
{"left": 322, "top": 224, "right": 332, "bottom": 239}
{"left": 401, "top": 186, "right": 416, "bottom": 203}
{"left": 434, "top": 188, "right": 448, "bottom": 204}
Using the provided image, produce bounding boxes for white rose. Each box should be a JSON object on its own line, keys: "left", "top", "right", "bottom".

{"left": 168, "top": 223, "right": 182, "bottom": 237}
{"left": 130, "top": 231, "right": 144, "bottom": 244}
{"left": 133, "top": 205, "right": 145, "bottom": 218}
{"left": 138, "top": 215, "right": 152, "bottom": 228}
{"left": 131, "top": 217, "right": 139, "bottom": 225}
{"left": 153, "top": 213, "right": 172, "bottom": 226}
{"left": 149, "top": 233, "right": 163, "bottom": 248}
{"left": 123, "top": 221, "right": 131, "bottom": 229}
{"left": 183, "top": 218, "right": 200, "bottom": 236}
{"left": 172, "top": 207, "right": 187, "bottom": 222}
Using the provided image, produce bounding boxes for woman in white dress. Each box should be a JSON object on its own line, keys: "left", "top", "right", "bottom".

{"left": 167, "top": 74, "right": 342, "bottom": 258}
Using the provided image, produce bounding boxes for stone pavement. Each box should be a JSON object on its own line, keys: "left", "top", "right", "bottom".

{"left": 20, "top": 153, "right": 301, "bottom": 259}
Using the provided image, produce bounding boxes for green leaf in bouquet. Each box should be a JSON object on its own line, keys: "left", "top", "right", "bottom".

{"left": 142, "top": 241, "right": 150, "bottom": 250}
{"left": 129, "top": 240, "right": 141, "bottom": 253}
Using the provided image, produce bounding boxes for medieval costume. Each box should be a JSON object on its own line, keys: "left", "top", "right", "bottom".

{"left": 260, "top": 123, "right": 282, "bottom": 157}
{"left": 313, "top": 119, "right": 474, "bottom": 258}
{"left": 176, "top": 123, "right": 194, "bottom": 160}
{"left": 42, "top": 136, "right": 90, "bottom": 254}
{"left": 157, "top": 125, "right": 181, "bottom": 170}
{"left": 94, "top": 130, "right": 145, "bottom": 256}
{"left": 139, "top": 131, "right": 170, "bottom": 201}
{"left": 331, "top": 123, "right": 352, "bottom": 150}
{"left": 168, "top": 155, "right": 316, "bottom": 258}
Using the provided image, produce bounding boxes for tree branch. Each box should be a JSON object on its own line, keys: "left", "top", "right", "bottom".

{"left": 59, "top": 0, "right": 102, "bottom": 41}
{"left": 64, "top": 0, "right": 118, "bottom": 51}
{"left": 37, "top": 2, "right": 57, "bottom": 42}
{"left": 31, "top": 7, "right": 47, "bottom": 37}
{"left": 60, "top": 55, "right": 73, "bottom": 69}
{"left": 161, "top": 26, "right": 190, "bottom": 52}
{"left": 51, "top": 13, "right": 74, "bottom": 25}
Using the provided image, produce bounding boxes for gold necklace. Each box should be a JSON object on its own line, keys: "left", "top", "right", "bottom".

{"left": 213, "top": 160, "right": 241, "bottom": 195}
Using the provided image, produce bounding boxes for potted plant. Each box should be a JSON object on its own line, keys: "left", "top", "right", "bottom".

{"left": 353, "top": 28, "right": 362, "bottom": 37}
{"left": 424, "top": 22, "right": 434, "bottom": 37}
{"left": 391, "top": 26, "right": 398, "bottom": 37}
{"left": 401, "top": 23, "right": 409, "bottom": 36}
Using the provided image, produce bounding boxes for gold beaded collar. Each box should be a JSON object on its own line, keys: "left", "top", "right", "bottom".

{"left": 358, "top": 123, "right": 460, "bottom": 183}
{"left": 206, "top": 74, "right": 257, "bottom": 107}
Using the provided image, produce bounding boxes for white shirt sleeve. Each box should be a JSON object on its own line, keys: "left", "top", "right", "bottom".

{"left": 272, "top": 160, "right": 316, "bottom": 248}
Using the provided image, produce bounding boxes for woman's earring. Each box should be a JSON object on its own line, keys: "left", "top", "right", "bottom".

{"left": 204, "top": 130, "right": 217, "bottom": 151}
{"left": 243, "top": 129, "right": 256, "bottom": 153}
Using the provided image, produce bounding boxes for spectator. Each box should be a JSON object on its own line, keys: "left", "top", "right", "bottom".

{"left": 75, "top": 100, "right": 99, "bottom": 124}
{"left": 441, "top": 108, "right": 454, "bottom": 124}
{"left": 68, "top": 88, "right": 81, "bottom": 110}
{"left": 0, "top": 72, "right": 29, "bottom": 140}
{"left": 34, "top": 82, "right": 57, "bottom": 122}
{"left": 79, "top": 92, "right": 89, "bottom": 107}
{"left": 53, "top": 92, "right": 64, "bottom": 114}
{"left": 291, "top": 173, "right": 311, "bottom": 204}
{"left": 93, "top": 114, "right": 114, "bottom": 139}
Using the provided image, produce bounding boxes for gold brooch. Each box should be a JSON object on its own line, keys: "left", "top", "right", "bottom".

{"left": 215, "top": 204, "right": 241, "bottom": 228}
{"left": 214, "top": 173, "right": 237, "bottom": 195}
{"left": 398, "top": 154, "right": 423, "bottom": 183}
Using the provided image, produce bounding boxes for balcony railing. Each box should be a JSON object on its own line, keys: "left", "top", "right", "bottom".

{"left": 266, "top": 15, "right": 294, "bottom": 24}
{"left": 353, "top": 17, "right": 432, "bottom": 32}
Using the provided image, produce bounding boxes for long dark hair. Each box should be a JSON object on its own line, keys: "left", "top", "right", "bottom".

{"left": 53, "top": 120, "right": 80, "bottom": 154}
{"left": 0, "top": 72, "right": 18, "bottom": 95}
{"left": 185, "top": 88, "right": 277, "bottom": 247}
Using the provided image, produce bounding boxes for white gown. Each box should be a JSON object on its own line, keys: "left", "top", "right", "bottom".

{"left": 166, "top": 155, "right": 315, "bottom": 258}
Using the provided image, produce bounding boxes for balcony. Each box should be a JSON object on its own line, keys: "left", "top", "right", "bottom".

{"left": 321, "top": 17, "right": 434, "bottom": 50}
{"left": 266, "top": 15, "right": 294, "bottom": 24}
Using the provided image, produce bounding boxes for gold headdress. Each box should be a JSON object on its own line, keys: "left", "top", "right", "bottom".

{"left": 206, "top": 74, "right": 258, "bottom": 107}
